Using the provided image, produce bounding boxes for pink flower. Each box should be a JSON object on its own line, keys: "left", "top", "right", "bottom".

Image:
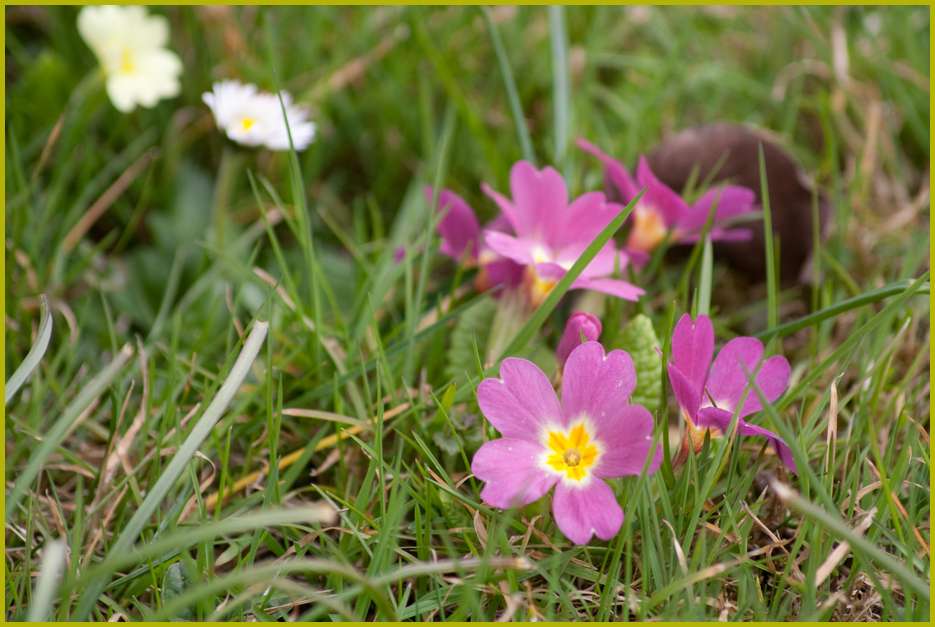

{"left": 556, "top": 311, "right": 602, "bottom": 367}
{"left": 472, "top": 341, "right": 661, "bottom": 545}
{"left": 480, "top": 161, "right": 644, "bottom": 305}
{"left": 577, "top": 139, "right": 755, "bottom": 256}
{"left": 666, "top": 314, "right": 796, "bottom": 472}
{"left": 428, "top": 187, "right": 523, "bottom": 291}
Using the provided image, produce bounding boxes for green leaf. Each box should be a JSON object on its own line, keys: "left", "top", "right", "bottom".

{"left": 445, "top": 295, "right": 499, "bottom": 386}
{"left": 613, "top": 314, "right": 662, "bottom": 414}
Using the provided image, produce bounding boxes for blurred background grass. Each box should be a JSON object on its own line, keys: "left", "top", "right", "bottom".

{"left": 4, "top": 5, "right": 930, "bottom": 621}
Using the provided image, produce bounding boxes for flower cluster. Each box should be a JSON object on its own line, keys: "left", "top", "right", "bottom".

{"left": 77, "top": 6, "right": 316, "bottom": 152}
{"left": 75, "top": 5, "right": 800, "bottom": 550}
{"left": 471, "top": 311, "right": 796, "bottom": 546}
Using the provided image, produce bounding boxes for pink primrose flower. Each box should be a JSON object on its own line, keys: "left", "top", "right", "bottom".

{"left": 480, "top": 161, "right": 644, "bottom": 305}
{"left": 577, "top": 139, "right": 756, "bottom": 256}
{"left": 472, "top": 341, "right": 661, "bottom": 545}
{"left": 666, "top": 313, "right": 796, "bottom": 472}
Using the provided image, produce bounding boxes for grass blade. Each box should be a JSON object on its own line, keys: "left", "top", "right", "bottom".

{"left": 696, "top": 236, "right": 713, "bottom": 316}
{"left": 7, "top": 343, "right": 134, "bottom": 519}
{"left": 769, "top": 479, "right": 929, "bottom": 600}
{"left": 27, "top": 538, "right": 67, "bottom": 621}
{"left": 482, "top": 7, "right": 536, "bottom": 164}
{"left": 549, "top": 5, "right": 570, "bottom": 166}
{"left": 67, "top": 506, "right": 335, "bottom": 599}
{"left": 6, "top": 293, "right": 53, "bottom": 405}
{"left": 74, "top": 320, "right": 269, "bottom": 618}
{"left": 756, "top": 278, "right": 929, "bottom": 341}
{"left": 758, "top": 144, "right": 779, "bottom": 330}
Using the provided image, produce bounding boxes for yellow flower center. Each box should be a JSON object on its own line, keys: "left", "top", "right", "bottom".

{"left": 525, "top": 268, "right": 557, "bottom": 306}
{"left": 543, "top": 420, "right": 601, "bottom": 482}
{"left": 683, "top": 409, "right": 724, "bottom": 453}
{"left": 240, "top": 117, "right": 256, "bottom": 131}
{"left": 119, "top": 48, "right": 136, "bottom": 75}
{"left": 626, "top": 205, "right": 668, "bottom": 253}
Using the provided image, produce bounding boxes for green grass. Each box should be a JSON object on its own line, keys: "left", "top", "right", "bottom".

{"left": 5, "top": 5, "right": 931, "bottom": 621}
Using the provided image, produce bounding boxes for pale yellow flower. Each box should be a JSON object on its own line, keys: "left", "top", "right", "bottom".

{"left": 78, "top": 6, "right": 182, "bottom": 112}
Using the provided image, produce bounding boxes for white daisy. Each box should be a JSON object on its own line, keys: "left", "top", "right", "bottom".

{"left": 202, "top": 80, "right": 316, "bottom": 152}
{"left": 78, "top": 5, "right": 182, "bottom": 112}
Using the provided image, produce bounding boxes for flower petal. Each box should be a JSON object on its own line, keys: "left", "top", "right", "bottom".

{"left": 472, "top": 438, "right": 558, "bottom": 508}
{"left": 552, "top": 479, "right": 623, "bottom": 544}
{"left": 707, "top": 338, "right": 790, "bottom": 417}
{"left": 570, "top": 276, "right": 644, "bottom": 302}
{"left": 427, "top": 187, "right": 481, "bottom": 261}
{"left": 636, "top": 156, "right": 690, "bottom": 227}
{"left": 484, "top": 231, "right": 536, "bottom": 266}
{"left": 696, "top": 407, "right": 797, "bottom": 473}
{"left": 576, "top": 138, "right": 640, "bottom": 201}
{"left": 738, "top": 422, "right": 798, "bottom": 473}
{"left": 680, "top": 184, "right": 757, "bottom": 232}
{"left": 561, "top": 342, "right": 636, "bottom": 422}
{"left": 593, "top": 405, "right": 661, "bottom": 478}
{"left": 550, "top": 192, "right": 622, "bottom": 251}
{"left": 509, "top": 161, "right": 568, "bottom": 239}
{"left": 668, "top": 314, "right": 714, "bottom": 417}
{"left": 477, "top": 357, "right": 564, "bottom": 440}
{"left": 480, "top": 182, "right": 518, "bottom": 228}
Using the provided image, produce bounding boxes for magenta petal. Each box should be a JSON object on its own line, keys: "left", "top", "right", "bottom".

{"left": 553, "top": 242, "right": 624, "bottom": 279}
{"left": 556, "top": 312, "right": 603, "bottom": 367}
{"left": 576, "top": 138, "right": 640, "bottom": 201}
{"left": 552, "top": 479, "right": 623, "bottom": 544}
{"left": 472, "top": 438, "right": 558, "bottom": 508}
{"left": 480, "top": 182, "right": 519, "bottom": 229}
{"left": 570, "top": 277, "right": 644, "bottom": 301}
{"left": 593, "top": 404, "right": 661, "bottom": 478}
{"left": 509, "top": 161, "right": 568, "bottom": 238}
{"left": 561, "top": 342, "right": 636, "bottom": 422}
{"left": 482, "top": 257, "right": 524, "bottom": 289}
{"left": 741, "top": 355, "right": 792, "bottom": 416}
{"left": 707, "top": 227, "right": 754, "bottom": 243}
{"left": 695, "top": 406, "right": 735, "bottom": 432}
{"left": 477, "top": 357, "right": 564, "bottom": 440}
{"left": 707, "top": 338, "right": 790, "bottom": 417}
{"left": 680, "top": 227, "right": 754, "bottom": 245}
{"left": 484, "top": 231, "right": 537, "bottom": 266}
{"left": 636, "top": 156, "right": 690, "bottom": 226}
{"left": 681, "top": 185, "right": 757, "bottom": 232}
{"left": 427, "top": 187, "right": 481, "bottom": 261}
{"left": 550, "top": 192, "right": 621, "bottom": 250}
{"left": 739, "top": 422, "right": 798, "bottom": 473}
{"left": 697, "top": 408, "right": 797, "bottom": 473}
{"left": 668, "top": 314, "right": 714, "bottom": 416}
{"left": 667, "top": 362, "right": 702, "bottom": 420}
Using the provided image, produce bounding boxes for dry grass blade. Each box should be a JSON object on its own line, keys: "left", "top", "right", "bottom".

{"left": 814, "top": 507, "right": 877, "bottom": 587}
{"left": 769, "top": 478, "right": 929, "bottom": 600}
